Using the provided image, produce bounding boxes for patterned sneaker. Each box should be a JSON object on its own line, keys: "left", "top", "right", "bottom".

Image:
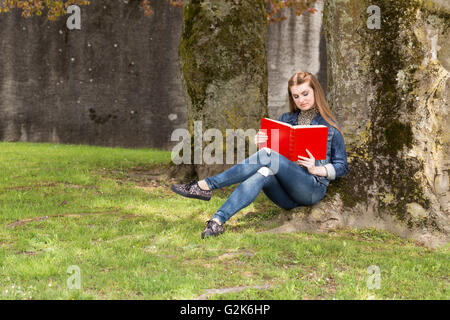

{"left": 170, "top": 180, "right": 212, "bottom": 201}
{"left": 201, "top": 220, "right": 225, "bottom": 239}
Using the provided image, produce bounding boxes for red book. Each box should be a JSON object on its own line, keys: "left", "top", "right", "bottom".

{"left": 259, "top": 117, "right": 328, "bottom": 161}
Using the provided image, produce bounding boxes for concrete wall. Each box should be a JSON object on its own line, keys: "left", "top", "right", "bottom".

{"left": 0, "top": 0, "right": 326, "bottom": 150}
{"left": 267, "top": 0, "right": 327, "bottom": 120}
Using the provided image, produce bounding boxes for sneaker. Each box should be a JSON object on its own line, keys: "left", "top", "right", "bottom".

{"left": 201, "top": 220, "right": 225, "bottom": 239}
{"left": 170, "top": 180, "right": 212, "bottom": 201}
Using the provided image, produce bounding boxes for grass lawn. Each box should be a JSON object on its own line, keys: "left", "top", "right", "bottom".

{"left": 0, "top": 142, "right": 448, "bottom": 300}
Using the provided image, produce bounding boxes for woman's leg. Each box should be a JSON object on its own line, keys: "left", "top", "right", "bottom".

{"left": 271, "top": 162, "right": 326, "bottom": 206}
{"left": 204, "top": 147, "right": 324, "bottom": 205}
{"left": 204, "top": 148, "right": 286, "bottom": 190}
{"left": 209, "top": 152, "right": 326, "bottom": 223}
{"left": 212, "top": 171, "right": 268, "bottom": 224}
{"left": 261, "top": 174, "right": 299, "bottom": 210}
{"left": 211, "top": 169, "right": 302, "bottom": 224}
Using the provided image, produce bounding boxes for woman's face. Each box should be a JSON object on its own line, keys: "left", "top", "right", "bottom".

{"left": 290, "top": 83, "right": 316, "bottom": 111}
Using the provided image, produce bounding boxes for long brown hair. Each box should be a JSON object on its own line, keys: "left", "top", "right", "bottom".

{"left": 288, "top": 71, "right": 344, "bottom": 137}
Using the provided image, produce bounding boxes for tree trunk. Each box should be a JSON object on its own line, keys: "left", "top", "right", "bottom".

{"left": 270, "top": 0, "right": 449, "bottom": 247}
{"left": 179, "top": 0, "right": 268, "bottom": 179}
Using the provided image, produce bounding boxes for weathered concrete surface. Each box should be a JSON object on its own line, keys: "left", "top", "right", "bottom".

{"left": 274, "top": 0, "right": 450, "bottom": 247}
{"left": 0, "top": 1, "right": 326, "bottom": 152}
{"left": 178, "top": 1, "right": 328, "bottom": 179}
{"left": 0, "top": 0, "right": 187, "bottom": 149}
{"left": 267, "top": 0, "right": 327, "bottom": 120}
{"left": 179, "top": 0, "right": 269, "bottom": 179}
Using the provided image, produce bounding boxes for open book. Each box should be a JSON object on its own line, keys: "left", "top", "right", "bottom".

{"left": 259, "top": 117, "right": 328, "bottom": 161}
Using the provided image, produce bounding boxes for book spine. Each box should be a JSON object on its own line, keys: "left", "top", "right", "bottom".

{"left": 288, "top": 127, "right": 295, "bottom": 162}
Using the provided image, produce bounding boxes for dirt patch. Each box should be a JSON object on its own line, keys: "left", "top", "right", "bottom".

{"left": 99, "top": 163, "right": 196, "bottom": 185}
{"left": 194, "top": 284, "right": 273, "bottom": 300}
{"left": 6, "top": 211, "right": 122, "bottom": 228}
{"left": 217, "top": 249, "right": 256, "bottom": 261}
{"left": 2, "top": 182, "right": 91, "bottom": 191}
{"left": 91, "top": 233, "right": 147, "bottom": 244}
{"left": 20, "top": 250, "right": 44, "bottom": 256}
{"left": 133, "top": 185, "right": 162, "bottom": 192}
{"left": 117, "top": 214, "right": 142, "bottom": 220}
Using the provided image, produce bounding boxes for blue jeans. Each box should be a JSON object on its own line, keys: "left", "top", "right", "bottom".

{"left": 204, "top": 148, "right": 327, "bottom": 224}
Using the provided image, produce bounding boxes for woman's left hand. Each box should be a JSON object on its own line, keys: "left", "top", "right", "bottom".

{"left": 297, "top": 149, "right": 317, "bottom": 175}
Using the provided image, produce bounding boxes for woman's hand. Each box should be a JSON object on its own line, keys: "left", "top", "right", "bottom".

{"left": 297, "top": 149, "right": 318, "bottom": 175}
{"left": 254, "top": 130, "right": 268, "bottom": 145}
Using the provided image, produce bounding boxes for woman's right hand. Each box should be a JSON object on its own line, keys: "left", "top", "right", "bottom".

{"left": 254, "top": 130, "right": 268, "bottom": 145}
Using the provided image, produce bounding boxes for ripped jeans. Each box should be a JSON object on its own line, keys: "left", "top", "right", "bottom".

{"left": 204, "top": 148, "right": 327, "bottom": 224}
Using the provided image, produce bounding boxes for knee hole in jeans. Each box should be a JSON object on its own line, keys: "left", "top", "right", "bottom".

{"left": 257, "top": 166, "right": 274, "bottom": 177}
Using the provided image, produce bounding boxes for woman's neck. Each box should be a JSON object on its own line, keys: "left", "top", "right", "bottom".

{"left": 297, "top": 106, "right": 318, "bottom": 125}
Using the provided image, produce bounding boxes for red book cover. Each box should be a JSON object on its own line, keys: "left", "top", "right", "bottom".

{"left": 259, "top": 117, "right": 328, "bottom": 161}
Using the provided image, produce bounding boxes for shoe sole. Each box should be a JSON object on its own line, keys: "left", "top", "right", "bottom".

{"left": 170, "top": 185, "right": 211, "bottom": 201}
{"left": 201, "top": 230, "right": 224, "bottom": 239}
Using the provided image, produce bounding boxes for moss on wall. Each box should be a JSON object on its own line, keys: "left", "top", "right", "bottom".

{"left": 383, "top": 120, "right": 414, "bottom": 155}
{"left": 363, "top": 0, "right": 435, "bottom": 223}
{"left": 179, "top": 0, "right": 268, "bottom": 168}
{"left": 324, "top": 0, "right": 448, "bottom": 231}
{"left": 180, "top": 0, "right": 267, "bottom": 115}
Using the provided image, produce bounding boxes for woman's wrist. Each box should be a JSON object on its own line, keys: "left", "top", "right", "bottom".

{"left": 310, "top": 166, "right": 328, "bottom": 177}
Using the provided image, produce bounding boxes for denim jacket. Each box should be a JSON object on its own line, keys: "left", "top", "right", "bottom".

{"left": 277, "top": 110, "right": 349, "bottom": 186}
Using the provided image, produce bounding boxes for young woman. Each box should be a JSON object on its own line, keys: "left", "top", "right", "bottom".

{"left": 171, "top": 71, "right": 349, "bottom": 239}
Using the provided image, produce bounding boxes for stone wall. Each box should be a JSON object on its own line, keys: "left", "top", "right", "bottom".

{"left": 312, "top": 0, "right": 449, "bottom": 246}
{"left": 0, "top": 0, "right": 326, "bottom": 150}
{"left": 0, "top": 0, "right": 186, "bottom": 149}
{"left": 268, "top": 0, "right": 327, "bottom": 120}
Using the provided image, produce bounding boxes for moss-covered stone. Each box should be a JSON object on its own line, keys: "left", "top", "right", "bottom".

{"left": 179, "top": 0, "right": 268, "bottom": 175}
{"left": 383, "top": 120, "right": 413, "bottom": 155}
{"left": 323, "top": 0, "right": 449, "bottom": 236}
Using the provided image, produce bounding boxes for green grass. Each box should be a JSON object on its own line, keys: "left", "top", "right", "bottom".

{"left": 0, "top": 142, "right": 448, "bottom": 299}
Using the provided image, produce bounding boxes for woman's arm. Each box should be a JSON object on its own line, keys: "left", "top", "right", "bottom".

{"left": 310, "top": 165, "right": 328, "bottom": 177}
{"left": 297, "top": 149, "right": 328, "bottom": 177}
{"left": 298, "top": 129, "right": 348, "bottom": 179}
{"left": 325, "top": 129, "right": 349, "bottom": 180}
